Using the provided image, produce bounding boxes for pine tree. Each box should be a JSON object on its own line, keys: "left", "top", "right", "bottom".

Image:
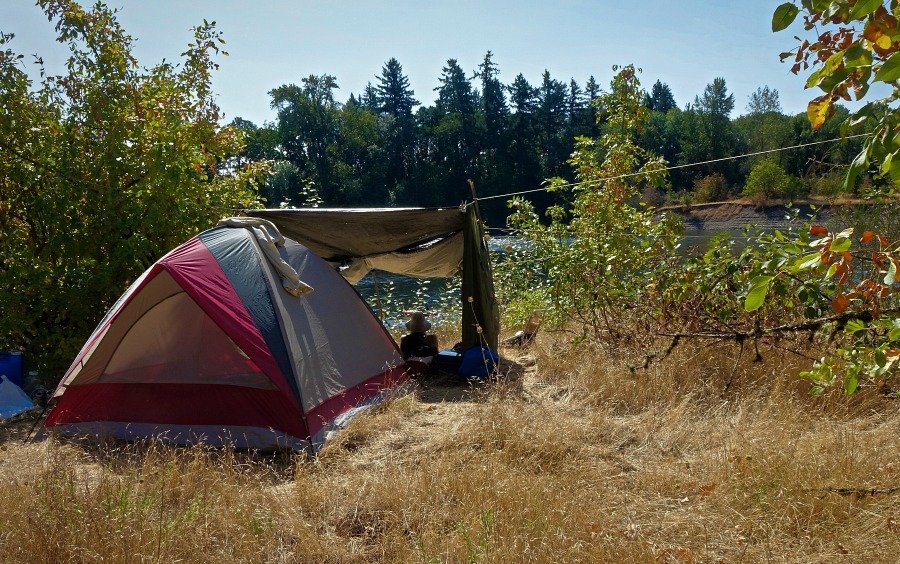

{"left": 648, "top": 80, "right": 677, "bottom": 113}
{"left": 375, "top": 57, "right": 418, "bottom": 117}
{"left": 476, "top": 51, "right": 509, "bottom": 144}
{"left": 371, "top": 58, "right": 419, "bottom": 202}
{"left": 692, "top": 77, "right": 740, "bottom": 184}
{"left": 585, "top": 76, "right": 600, "bottom": 101}
{"left": 360, "top": 81, "right": 379, "bottom": 110}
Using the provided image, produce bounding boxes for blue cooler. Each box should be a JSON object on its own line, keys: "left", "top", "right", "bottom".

{"left": 0, "top": 351, "right": 24, "bottom": 388}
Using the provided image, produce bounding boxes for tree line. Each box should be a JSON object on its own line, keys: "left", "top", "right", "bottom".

{"left": 231, "top": 54, "right": 866, "bottom": 225}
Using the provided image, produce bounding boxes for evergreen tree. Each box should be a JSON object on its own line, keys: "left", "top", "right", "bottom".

{"left": 375, "top": 58, "right": 418, "bottom": 117}
{"left": 475, "top": 51, "right": 511, "bottom": 201}
{"left": 692, "top": 77, "right": 740, "bottom": 184}
{"left": 647, "top": 80, "right": 677, "bottom": 113}
{"left": 435, "top": 58, "right": 476, "bottom": 116}
{"left": 537, "top": 70, "right": 569, "bottom": 177}
{"left": 506, "top": 74, "right": 544, "bottom": 207}
{"left": 694, "top": 77, "right": 735, "bottom": 118}
{"left": 431, "top": 59, "right": 480, "bottom": 203}
{"left": 374, "top": 58, "right": 418, "bottom": 202}
{"left": 508, "top": 73, "right": 538, "bottom": 115}
{"left": 476, "top": 51, "right": 509, "bottom": 146}
{"left": 585, "top": 75, "right": 600, "bottom": 101}
{"left": 360, "top": 81, "right": 379, "bottom": 110}
{"left": 566, "top": 79, "right": 585, "bottom": 121}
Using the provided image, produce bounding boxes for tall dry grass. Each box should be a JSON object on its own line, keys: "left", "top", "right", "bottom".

{"left": 1, "top": 334, "right": 899, "bottom": 562}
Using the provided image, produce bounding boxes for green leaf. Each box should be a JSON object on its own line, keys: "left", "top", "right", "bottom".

{"left": 844, "top": 373, "right": 859, "bottom": 394}
{"left": 850, "top": 0, "right": 882, "bottom": 19}
{"left": 794, "top": 252, "right": 822, "bottom": 271}
{"left": 807, "top": 50, "right": 847, "bottom": 90}
{"left": 805, "top": 67, "right": 825, "bottom": 89}
{"left": 845, "top": 149, "right": 869, "bottom": 190}
{"left": 819, "top": 68, "right": 851, "bottom": 92}
{"left": 844, "top": 44, "right": 873, "bottom": 68}
{"left": 830, "top": 237, "right": 851, "bottom": 252}
{"left": 874, "top": 52, "right": 900, "bottom": 83}
{"left": 773, "top": 3, "right": 800, "bottom": 31}
{"left": 744, "top": 275, "right": 774, "bottom": 312}
{"left": 881, "top": 152, "right": 894, "bottom": 177}
{"left": 844, "top": 318, "right": 867, "bottom": 335}
{"left": 885, "top": 258, "right": 897, "bottom": 285}
{"left": 889, "top": 326, "right": 900, "bottom": 341}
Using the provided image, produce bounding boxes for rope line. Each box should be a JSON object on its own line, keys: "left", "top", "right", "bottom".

{"left": 476, "top": 133, "right": 868, "bottom": 202}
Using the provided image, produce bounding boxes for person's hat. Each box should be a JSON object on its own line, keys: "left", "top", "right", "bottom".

{"left": 405, "top": 311, "right": 431, "bottom": 332}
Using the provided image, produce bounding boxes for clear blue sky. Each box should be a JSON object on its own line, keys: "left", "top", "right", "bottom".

{"left": 2, "top": 1, "right": 825, "bottom": 125}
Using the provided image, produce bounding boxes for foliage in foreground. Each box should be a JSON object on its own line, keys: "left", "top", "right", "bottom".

{"left": 774, "top": 0, "right": 900, "bottom": 191}
{"left": 0, "top": 1, "right": 262, "bottom": 375}
{"left": 499, "top": 61, "right": 899, "bottom": 395}
{"left": 498, "top": 66, "right": 681, "bottom": 345}
{"left": 657, "top": 216, "right": 899, "bottom": 395}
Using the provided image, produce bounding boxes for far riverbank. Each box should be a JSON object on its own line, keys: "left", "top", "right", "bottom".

{"left": 660, "top": 200, "right": 897, "bottom": 237}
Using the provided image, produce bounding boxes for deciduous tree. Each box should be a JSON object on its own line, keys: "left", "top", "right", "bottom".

{"left": 0, "top": 1, "right": 260, "bottom": 375}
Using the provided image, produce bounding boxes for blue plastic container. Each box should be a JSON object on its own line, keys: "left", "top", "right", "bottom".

{"left": 0, "top": 351, "right": 24, "bottom": 388}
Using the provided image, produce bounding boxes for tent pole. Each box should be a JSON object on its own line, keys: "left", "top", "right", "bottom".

{"left": 467, "top": 179, "right": 484, "bottom": 225}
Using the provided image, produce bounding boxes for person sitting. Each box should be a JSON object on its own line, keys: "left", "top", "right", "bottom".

{"left": 400, "top": 311, "right": 439, "bottom": 373}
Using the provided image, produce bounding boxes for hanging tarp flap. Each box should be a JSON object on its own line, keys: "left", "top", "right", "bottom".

{"left": 339, "top": 232, "right": 464, "bottom": 284}
{"left": 461, "top": 205, "right": 500, "bottom": 350}
{"left": 246, "top": 208, "right": 466, "bottom": 278}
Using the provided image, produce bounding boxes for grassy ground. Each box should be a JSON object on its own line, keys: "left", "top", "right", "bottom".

{"left": 1, "top": 335, "right": 899, "bottom": 563}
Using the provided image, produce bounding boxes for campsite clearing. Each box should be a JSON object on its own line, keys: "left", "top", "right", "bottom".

{"left": 2, "top": 338, "right": 899, "bottom": 563}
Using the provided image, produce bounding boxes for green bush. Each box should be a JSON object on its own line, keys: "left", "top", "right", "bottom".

{"left": 742, "top": 159, "right": 798, "bottom": 201}
{"left": 664, "top": 190, "right": 693, "bottom": 206}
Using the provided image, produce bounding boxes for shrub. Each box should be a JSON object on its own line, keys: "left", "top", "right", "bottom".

{"left": 692, "top": 173, "right": 728, "bottom": 203}
{"left": 664, "top": 190, "right": 693, "bottom": 206}
{"left": 802, "top": 170, "right": 850, "bottom": 198}
{"left": 742, "top": 159, "right": 798, "bottom": 202}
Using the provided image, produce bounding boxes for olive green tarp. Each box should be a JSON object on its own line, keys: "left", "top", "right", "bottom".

{"left": 246, "top": 206, "right": 499, "bottom": 350}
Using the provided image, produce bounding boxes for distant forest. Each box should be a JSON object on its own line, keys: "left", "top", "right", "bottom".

{"left": 230, "top": 53, "right": 865, "bottom": 226}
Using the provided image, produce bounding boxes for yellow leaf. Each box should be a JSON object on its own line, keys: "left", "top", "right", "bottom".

{"left": 807, "top": 97, "right": 832, "bottom": 130}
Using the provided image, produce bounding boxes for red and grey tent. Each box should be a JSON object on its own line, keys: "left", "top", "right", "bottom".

{"left": 45, "top": 219, "right": 408, "bottom": 451}
{"left": 45, "top": 206, "right": 499, "bottom": 451}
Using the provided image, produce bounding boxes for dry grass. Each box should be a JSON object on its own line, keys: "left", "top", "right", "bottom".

{"left": 2, "top": 334, "right": 899, "bottom": 563}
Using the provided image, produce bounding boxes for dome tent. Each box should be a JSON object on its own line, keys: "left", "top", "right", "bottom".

{"left": 45, "top": 219, "right": 407, "bottom": 451}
